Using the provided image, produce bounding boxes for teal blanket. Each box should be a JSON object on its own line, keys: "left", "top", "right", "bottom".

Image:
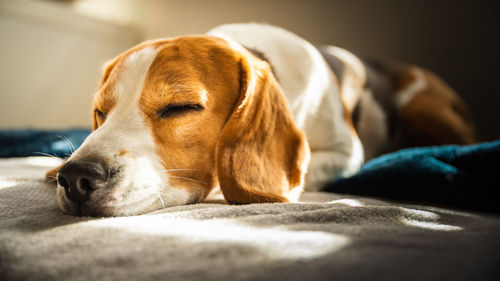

{"left": 325, "top": 141, "right": 500, "bottom": 213}
{"left": 0, "top": 128, "right": 90, "bottom": 158}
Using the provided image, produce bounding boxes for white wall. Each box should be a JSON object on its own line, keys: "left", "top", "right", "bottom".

{"left": 0, "top": 0, "right": 139, "bottom": 129}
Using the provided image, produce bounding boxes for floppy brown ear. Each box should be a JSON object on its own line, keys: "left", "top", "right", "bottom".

{"left": 216, "top": 51, "right": 310, "bottom": 204}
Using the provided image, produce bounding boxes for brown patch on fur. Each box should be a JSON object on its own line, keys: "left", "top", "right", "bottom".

{"left": 397, "top": 66, "right": 477, "bottom": 145}
{"left": 138, "top": 36, "right": 309, "bottom": 203}
{"left": 117, "top": 150, "right": 130, "bottom": 157}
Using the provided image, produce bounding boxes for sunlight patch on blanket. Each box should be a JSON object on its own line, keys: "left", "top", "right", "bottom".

{"left": 400, "top": 218, "right": 462, "bottom": 231}
{"left": 402, "top": 208, "right": 440, "bottom": 219}
{"left": 0, "top": 178, "right": 17, "bottom": 189}
{"left": 328, "top": 198, "right": 364, "bottom": 207}
{"left": 399, "top": 208, "right": 462, "bottom": 231}
{"left": 88, "top": 216, "right": 349, "bottom": 260}
{"left": 26, "top": 156, "right": 63, "bottom": 168}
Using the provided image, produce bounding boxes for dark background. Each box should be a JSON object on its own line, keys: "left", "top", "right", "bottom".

{"left": 311, "top": 1, "right": 499, "bottom": 141}
{"left": 238, "top": 0, "right": 499, "bottom": 141}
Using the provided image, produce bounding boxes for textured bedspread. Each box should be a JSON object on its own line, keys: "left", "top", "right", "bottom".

{"left": 1, "top": 157, "right": 500, "bottom": 281}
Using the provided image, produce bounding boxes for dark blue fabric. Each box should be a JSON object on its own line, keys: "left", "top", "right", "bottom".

{"left": 325, "top": 141, "right": 500, "bottom": 213}
{"left": 0, "top": 128, "right": 91, "bottom": 158}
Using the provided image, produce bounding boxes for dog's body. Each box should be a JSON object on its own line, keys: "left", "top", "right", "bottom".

{"left": 209, "top": 23, "right": 476, "bottom": 188}
{"left": 47, "top": 23, "right": 476, "bottom": 216}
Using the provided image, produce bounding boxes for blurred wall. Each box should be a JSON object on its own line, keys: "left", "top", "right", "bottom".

{"left": 0, "top": 0, "right": 139, "bottom": 129}
{"left": 1, "top": 0, "right": 498, "bottom": 140}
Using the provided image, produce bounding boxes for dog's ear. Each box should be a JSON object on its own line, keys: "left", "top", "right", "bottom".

{"left": 216, "top": 51, "right": 310, "bottom": 204}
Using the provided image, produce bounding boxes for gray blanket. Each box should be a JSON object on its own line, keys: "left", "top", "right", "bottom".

{"left": 1, "top": 157, "right": 499, "bottom": 281}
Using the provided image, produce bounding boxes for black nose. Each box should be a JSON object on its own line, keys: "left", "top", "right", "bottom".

{"left": 57, "top": 160, "right": 108, "bottom": 205}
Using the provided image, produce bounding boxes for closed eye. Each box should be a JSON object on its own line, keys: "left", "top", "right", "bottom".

{"left": 95, "top": 109, "right": 106, "bottom": 120}
{"left": 157, "top": 103, "right": 204, "bottom": 119}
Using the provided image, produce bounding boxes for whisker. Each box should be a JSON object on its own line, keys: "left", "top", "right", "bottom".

{"left": 33, "top": 152, "right": 58, "bottom": 158}
{"left": 162, "top": 168, "right": 199, "bottom": 172}
{"left": 158, "top": 191, "right": 178, "bottom": 202}
{"left": 169, "top": 175, "right": 207, "bottom": 185}
{"left": 158, "top": 191, "right": 180, "bottom": 204}
{"left": 46, "top": 178, "right": 58, "bottom": 184}
{"left": 56, "top": 135, "right": 76, "bottom": 153}
{"left": 156, "top": 192, "right": 165, "bottom": 208}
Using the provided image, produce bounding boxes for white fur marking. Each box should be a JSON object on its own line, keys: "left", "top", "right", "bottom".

{"left": 345, "top": 133, "right": 364, "bottom": 177}
{"left": 395, "top": 68, "right": 426, "bottom": 108}
{"left": 293, "top": 43, "right": 332, "bottom": 129}
{"left": 199, "top": 88, "right": 209, "bottom": 104}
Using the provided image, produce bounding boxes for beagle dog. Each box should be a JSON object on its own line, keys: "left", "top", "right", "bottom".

{"left": 46, "top": 23, "right": 476, "bottom": 216}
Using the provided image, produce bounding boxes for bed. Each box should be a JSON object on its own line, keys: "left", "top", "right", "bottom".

{"left": 1, "top": 131, "right": 500, "bottom": 281}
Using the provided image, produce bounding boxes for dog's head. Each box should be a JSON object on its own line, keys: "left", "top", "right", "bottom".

{"left": 49, "top": 36, "right": 310, "bottom": 216}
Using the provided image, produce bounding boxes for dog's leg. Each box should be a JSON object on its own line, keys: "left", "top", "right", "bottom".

{"left": 305, "top": 133, "right": 364, "bottom": 191}
{"left": 396, "top": 67, "right": 477, "bottom": 145}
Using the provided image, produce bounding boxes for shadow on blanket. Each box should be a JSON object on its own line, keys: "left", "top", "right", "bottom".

{"left": 325, "top": 141, "right": 500, "bottom": 213}
{"left": 1, "top": 129, "right": 498, "bottom": 213}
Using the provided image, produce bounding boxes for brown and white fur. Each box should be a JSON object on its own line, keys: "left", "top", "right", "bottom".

{"left": 46, "top": 23, "right": 476, "bottom": 217}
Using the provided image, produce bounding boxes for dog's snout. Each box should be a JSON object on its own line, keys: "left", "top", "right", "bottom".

{"left": 57, "top": 160, "right": 108, "bottom": 205}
